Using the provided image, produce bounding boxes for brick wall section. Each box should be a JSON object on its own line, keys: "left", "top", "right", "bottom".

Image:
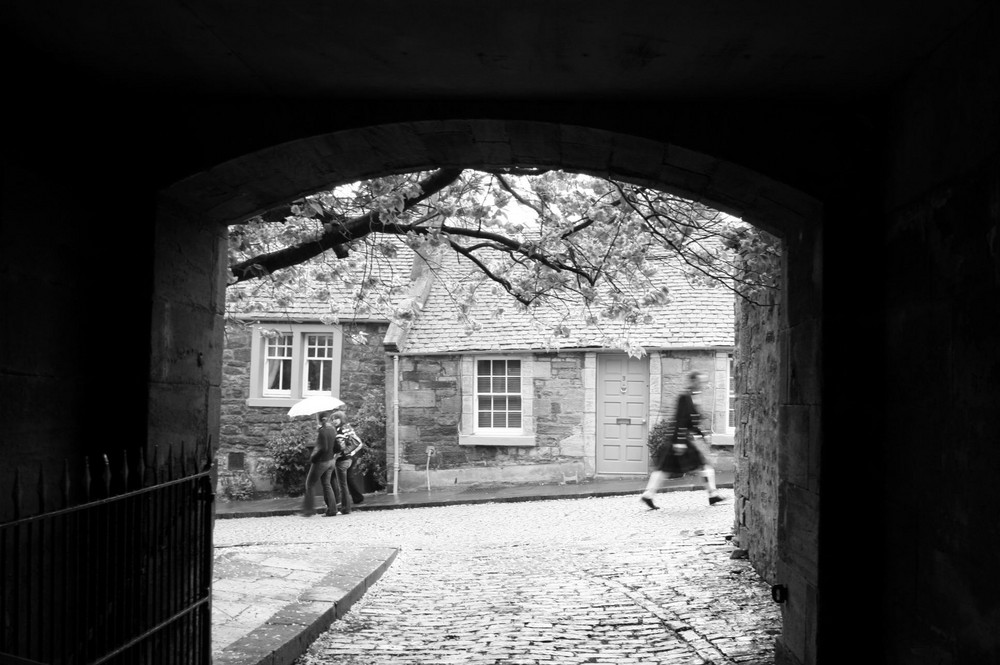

{"left": 217, "top": 321, "right": 387, "bottom": 492}
{"left": 734, "top": 283, "right": 781, "bottom": 582}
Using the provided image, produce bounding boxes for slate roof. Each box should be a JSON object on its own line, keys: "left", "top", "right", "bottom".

{"left": 225, "top": 236, "right": 734, "bottom": 354}
{"left": 225, "top": 239, "right": 417, "bottom": 322}
{"left": 396, "top": 248, "right": 734, "bottom": 355}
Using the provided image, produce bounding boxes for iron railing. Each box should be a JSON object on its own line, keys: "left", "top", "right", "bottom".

{"left": 1, "top": 444, "right": 214, "bottom": 665}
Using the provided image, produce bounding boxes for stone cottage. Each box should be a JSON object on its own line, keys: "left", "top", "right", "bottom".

{"left": 218, "top": 242, "right": 735, "bottom": 496}
{"left": 383, "top": 248, "right": 736, "bottom": 492}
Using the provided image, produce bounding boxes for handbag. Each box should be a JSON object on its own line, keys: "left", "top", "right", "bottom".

{"left": 663, "top": 429, "right": 703, "bottom": 476}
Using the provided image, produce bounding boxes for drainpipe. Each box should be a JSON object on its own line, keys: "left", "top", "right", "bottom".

{"left": 392, "top": 353, "right": 400, "bottom": 496}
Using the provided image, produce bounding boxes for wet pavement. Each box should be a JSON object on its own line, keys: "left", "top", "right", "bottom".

{"left": 211, "top": 472, "right": 782, "bottom": 665}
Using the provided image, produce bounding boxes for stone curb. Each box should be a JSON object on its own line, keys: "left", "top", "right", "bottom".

{"left": 215, "top": 481, "right": 733, "bottom": 520}
{"left": 213, "top": 548, "right": 399, "bottom": 665}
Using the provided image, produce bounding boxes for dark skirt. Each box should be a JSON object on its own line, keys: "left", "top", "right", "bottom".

{"left": 656, "top": 435, "right": 706, "bottom": 476}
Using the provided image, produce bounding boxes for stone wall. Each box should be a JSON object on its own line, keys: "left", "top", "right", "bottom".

{"left": 217, "top": 320, "right": 388, "bottom": 495}
{"left": 733, "top": 260, "right": 782, "bottom": 582}
{"left": 397, "top": 353, "right": 589, "bottom": 471}
{"left": 393, "top": 350, "right": 734, "bottom": 491}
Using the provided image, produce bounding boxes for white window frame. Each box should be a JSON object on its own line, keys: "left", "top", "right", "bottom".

{"left": 248, "top": 323, "right": 344, "bottom": 407}
{"left": 302, "top": 333, "right": 336, "bottom": 397}
{"left": 727, "top": 354, "right": 736, "bottom": 434}
{"left": 459, "top": 355, "right": 535, "bottom": 446}
{"left": 712, "top": 350, "right": 737, "bottom": 438}
{"left": 474, "top": 357, "right": 524, "bottom": 434}
{"left": 262, "top": 333, "right": 294, "bottom": 397}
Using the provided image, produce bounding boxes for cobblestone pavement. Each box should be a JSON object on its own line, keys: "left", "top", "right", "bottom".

{"left": 213, "top": 490, "right": 781, "bottom": 664}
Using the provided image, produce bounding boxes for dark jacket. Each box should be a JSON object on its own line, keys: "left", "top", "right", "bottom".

{"left": 656, "top": 391, "right": 707, "bottom": 474}
{"left": 311, "top": 424, "right": 342, "bottom": 463}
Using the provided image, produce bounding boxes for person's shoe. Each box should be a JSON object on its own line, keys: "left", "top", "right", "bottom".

{"left": 324, "top": 511, "right": 338, "bottom": 516}
{"left": 641, "top": 496, "right": 659, "bottom": 510}
{"left": 709, "top": 494, "right": 726, "bottom": 506}
{"left": 352, "top": 496, "right": 364, "bottom": 504}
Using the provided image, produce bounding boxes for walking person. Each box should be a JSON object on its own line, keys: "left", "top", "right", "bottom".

{"left": 301, "top": 411, "right": 342, "bottom": 517}
{"left": 330, "top": 410, "right": 365, "bottom": 514}
{"left": 640, "top": 370, "right": 724, "bottom": 509}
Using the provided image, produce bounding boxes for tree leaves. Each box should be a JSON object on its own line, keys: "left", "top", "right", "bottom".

{"left": 227, "top": 168, "right": 781, "bottom": 349}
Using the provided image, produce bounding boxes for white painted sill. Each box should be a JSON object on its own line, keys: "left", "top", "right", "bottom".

{"left": 459, "top": 434, "right": 536, "bottom": 447}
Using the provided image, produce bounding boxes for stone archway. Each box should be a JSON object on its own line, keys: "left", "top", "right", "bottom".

{"left": 154, "top": 119, "right": 823, "bottom": 665}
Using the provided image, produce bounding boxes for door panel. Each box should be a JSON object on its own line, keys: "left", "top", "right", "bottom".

{"left": 596, "top": 354, "right": 649, "bottom": 474}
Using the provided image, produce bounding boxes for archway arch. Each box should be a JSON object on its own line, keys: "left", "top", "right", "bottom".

{"left": 154, "top": 119, "right": 823, "bottom": 664}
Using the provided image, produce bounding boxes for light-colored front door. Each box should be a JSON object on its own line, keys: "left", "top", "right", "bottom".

{"left": 596, "top": 353, "right": 649, "bottom": 474}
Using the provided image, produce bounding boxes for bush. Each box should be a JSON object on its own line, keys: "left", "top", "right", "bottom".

{"left": 220, "top": 471, "right": 256, "bottom": 502}
{"left": 257, "top": 421, "right": 316, "bottom": 496}
{"left": 350, "top": 387, "right": 387, "bottom": 489}
{"left": 647, "top": 419, "right": 675, "bottom": 463}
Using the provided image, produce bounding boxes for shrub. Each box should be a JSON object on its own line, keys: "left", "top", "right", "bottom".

{"left": 257, "top": 421, "right": 316, "bottom": 496}
{"left": 647, "top": 419, "right": 675, "bottom": 463}
{"left": 220, "top": 471, "right": 256, "bottom": 502}
{"left": 350, "top": 387, "right": 387, "bottom": 489}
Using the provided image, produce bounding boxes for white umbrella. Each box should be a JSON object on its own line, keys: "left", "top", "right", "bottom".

{"left": 287, "top": 395, "right": 345, "bottom": 418}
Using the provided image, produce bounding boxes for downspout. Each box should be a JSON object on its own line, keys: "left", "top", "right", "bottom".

{"left": 392, "top": 353, "right": 400, "bottom": 496}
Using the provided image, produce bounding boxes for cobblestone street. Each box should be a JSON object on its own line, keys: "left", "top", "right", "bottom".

{"left": 213, "top": 490, "right": 781, "bottom": 664}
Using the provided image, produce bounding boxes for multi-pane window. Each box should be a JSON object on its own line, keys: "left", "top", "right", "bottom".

{"left": 304, "top": 334, "right": 334, "bottom": 394}
{"left": 264, "top": 334, "right": 293, "bottom": 394}
{"left": 249, "top": 324, "right": 343, "bottom": 406}
{"left": 728, "top": 354, "right": 736, "bottom": 429}
{"left": 476, "top": 359, "right": 522, "bottom": 430}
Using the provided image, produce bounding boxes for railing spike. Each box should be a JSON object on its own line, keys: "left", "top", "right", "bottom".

{"left": 153, "top": 445, "right": 160, "bottom": 485}
{"left": 101, "top": 454, "right": 111, "bottom": 497}
{"left": 138, "top": 446, "right": 146, "bottom": 488}
{"left": 12, "top": 466, "right": 22, "bottom": 521}
{"left": 119, "top": 448, "right": 129, "bottom": 494}
{"left": 167, "top": 444, "right": 174, "bottom": 482}
{"left": 180, "top": 440, "right": 189, "bottom": 477}
{"left": 63, "top": 458, "right": 71, "bottom": 508}
{"left": 83, "top": 457, "right": 92, "bottom": 503}
{"left": 37, "top": 462, "right": 46, "bottom": 515}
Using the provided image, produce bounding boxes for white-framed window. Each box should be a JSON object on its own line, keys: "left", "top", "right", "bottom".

{"left": 304, "top": 333, "right": 335, "bottom": 395}
{"left": 263, "top": 333, "right": 293, "bottom": 396}
{"left": 727, "top": 354, "right": 736, "bottom": 432}
{"left": 459, "top": 355, "right": 535, "bottom": 446}
{"left": 476, "top": 358, "right": 523, "bottom": 432}
{"left": 712, "top": 350, "right": 736, "bottom": 440}
{"left": 248, "top": 323, "right": 343, "bottom": 407}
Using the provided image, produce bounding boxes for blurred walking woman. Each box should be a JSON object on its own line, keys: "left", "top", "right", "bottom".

{"left": 640, "top": 370, "right": 724, "bottom": 509}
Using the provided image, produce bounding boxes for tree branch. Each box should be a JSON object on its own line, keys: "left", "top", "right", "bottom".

{"left": 229, "top": 168, "right": 463, "bottom": 284}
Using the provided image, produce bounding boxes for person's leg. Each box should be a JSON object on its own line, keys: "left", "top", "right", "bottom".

{"left": 703, "top": 464, "right": 723, "bottom": 504}
{"left": 347, "top": 463, "right": 365, "bottom": 503}
{"left": 642, "top": 470, "right": 666, "bottom": 498}
{"left": 320, "top": 461, "right": 338, "bottom": 515}
{"left": 640, "top": 470, "right": 665, "bottom": 509}
{"left": 301, "top": 463, "right": 320, "bottom": 516}
{"left": 337, "top": 460, "right": 353, "bottom": 514}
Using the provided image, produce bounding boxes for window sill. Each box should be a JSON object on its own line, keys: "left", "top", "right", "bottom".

{"left": 709, "top": 433, "right": 735, "bottom": 447}
{"left": 247, "top": 397, "right": 299, "bottom": 408}
{"left": 459, "top": 434, "right": 536, "bottom": 447}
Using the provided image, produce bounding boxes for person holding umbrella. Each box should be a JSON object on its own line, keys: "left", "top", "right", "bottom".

{"left": 300, "top": 410, "right": 342, "bottom": 517}
{"left": 289, "top": 395, "right": 347, "bottom": 516}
